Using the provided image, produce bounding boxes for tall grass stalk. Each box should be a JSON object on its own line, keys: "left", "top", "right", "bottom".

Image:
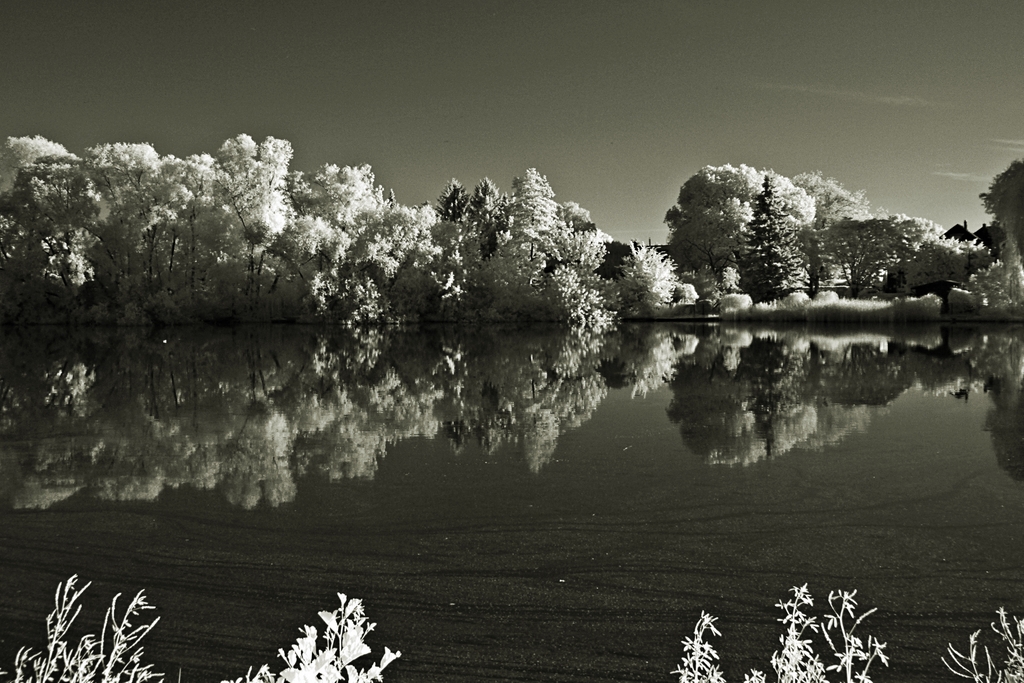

{"left": 944, "top": 607, "right": 1024, "bottom": 682}
{"left": 4, "top": 575, "right": 162, "bottom": 683}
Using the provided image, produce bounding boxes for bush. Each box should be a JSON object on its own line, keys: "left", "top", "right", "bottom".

{"left": 969, "top": 260, "right": 1024, "bottom": 314}
{"left": 676, "top": 283, "right": 699, "bottom": 305}
{"left": 891, "top": 293, "right": 942, "bottom": 322}
{"left": 814, "top": 290, "right": 840, "bottom": 304}
{"left": 948, "top": 288, "right": 980, "bottom": 315}
{"left": 780, "top": 292, "right": 810, "bottom": 308}
{"left": 719, "top": 293, "right": 753, "bottom": 314}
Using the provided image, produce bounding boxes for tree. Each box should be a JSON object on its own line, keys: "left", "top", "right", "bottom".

{"left": 0, "top": 155, "right": 100, "bottom": 320}
{"left": 558, "top": 201, "right": 597, "bottom": 233}
{"left": 214, "top": 135, "right": 294, "bottom": 315}
{"left": 901, "top": 235, "right": 992, "bottom": 289}
{"left": 436, "top": 179, "right": 470, "bottom": 223}
{"left": 86, "top": 142, "right": 189, "bottom": 318}
{"left": 665, "top": 164, "right": 764, "bottom": 280}
{"left": 792, "top": 171, "right": 872, "bottom": 295}
{"left": 0, "top": 136, "right": 73, "bottom": 192}
{"left": 510, "top": 168, "right": 557, "bottom": 233}
{"left": 824, "top": 218, "right": 900, "bottom": 297}
{"left": 541, "top": 227, "right": 613, "bottom": 327}
{"left": 981, "top": 160, "right": 1024, "bottom": 307}
{"left": 822, "top": 213, "right": 944, "bottom": 298}
{"left": 617, "top": 243, "right": 681, "bottom": 317}
{"left": 428, "top": 220, "right": 482, "bottom": 320}
{"left": 737, "top": 174, "right": 810, "bottom": 302}
{"left": 477, "top": 169, "right": 561, "bottom": 312}
{"left": 165, "top": 153, "right": 226, "bottom": 317}
{"left": 465, "top": 177, "right": 509, "bottom": 259}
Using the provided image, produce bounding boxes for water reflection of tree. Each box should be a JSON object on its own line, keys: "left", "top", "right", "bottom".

{"left": 431, "top": 326, "right": 611, "bottom": 472}
{"left": 7, "top": 324, "right": 1022, "bottom": 508}
{"left": 973, "top": 331, "right": 1024, "bottom": 480}
{"left": 666, "top": 327, "right": 971, "bottom": 466}
{"left": 0, "top": 324, "right": 701, "bottom": 508}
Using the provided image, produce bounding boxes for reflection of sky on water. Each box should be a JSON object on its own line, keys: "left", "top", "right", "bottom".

{"left": 1, "top": 323, "right": 1022, "bottom": 509}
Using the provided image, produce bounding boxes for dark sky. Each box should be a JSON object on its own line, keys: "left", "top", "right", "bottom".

{"left": 2, "top": 0, "right": 1021, "bottom": 242}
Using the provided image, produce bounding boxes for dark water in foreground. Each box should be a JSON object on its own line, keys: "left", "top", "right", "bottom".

{"left": 1, "top": 323, "right": 1024, "bottom": 682}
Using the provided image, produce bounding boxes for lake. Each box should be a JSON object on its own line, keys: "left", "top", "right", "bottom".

{"left": 1, "top": 322, "right": 1023, "bottom": 682}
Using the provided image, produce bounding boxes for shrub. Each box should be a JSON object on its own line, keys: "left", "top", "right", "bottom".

{"left": 719, "top": 293, "right": 753, "bottom": 314}
{"left": 948, "top": 288, "right": 980, "bottom": 315}
{"left": 814, "top": 290, "right": 840, "bottom": 304}
{"left": 676, "top": 283, "right": 699, "bottom": 305}
{"left": 780, "top": 292, "right": 810, "bottom": 309}
{"left": 891, "top": 293, "right": 942, "bottom": 322}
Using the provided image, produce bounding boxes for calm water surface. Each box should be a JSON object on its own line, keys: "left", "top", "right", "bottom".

{"left": 1, "top": 323, "right": 1023, "bottom": 682}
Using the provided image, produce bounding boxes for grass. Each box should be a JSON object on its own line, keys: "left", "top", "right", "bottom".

{"left": 3, "top": 576, "right": 161, "bottom": 683}
{"left": 721, "top": 292, "right": 945, "bottom": 324}
{"left": 5, "top": 577, "right": 1024, "bottom": 683}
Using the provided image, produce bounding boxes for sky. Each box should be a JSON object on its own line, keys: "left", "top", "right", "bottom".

{"left": 1, "top": 0, "right": 1022, "bottom": 243}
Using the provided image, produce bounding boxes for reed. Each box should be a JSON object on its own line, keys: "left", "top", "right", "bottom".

{"left": 3, "top": 576, "right": 162, "bottom": 683}
{"left": 721, "top": 293, "right": 943, "bottom": 324}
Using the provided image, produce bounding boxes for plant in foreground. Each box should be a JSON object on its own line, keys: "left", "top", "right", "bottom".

{"left": 944, "top": 607, "right": 1024, "bottom": 683}
{"left": 225, "top": 593, "right": 400, "bottom": 683}
{"left": 2, "top": 578, "right": 398, "bottom": 683}
{"left": 3, "top": 575, "right": 162, "bottom": 683}
{"left": 674, "top": 585, "right": 889, "bottom": 683}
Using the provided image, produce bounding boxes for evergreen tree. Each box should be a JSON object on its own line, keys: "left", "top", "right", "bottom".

{"left": 436, "top": 178, "right": 470, "bottom": 223}
{"left": 465, "top": 178, "right": 509, "bottom": 259}
{"left": 509, "top": 168, "right": 559, "bottom": 240}
{"left": 738, "top": 175, "right": 805, "bottom": 302}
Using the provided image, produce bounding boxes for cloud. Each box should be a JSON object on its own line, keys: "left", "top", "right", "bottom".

{"left": 759, "top": 83, "right": 943, "bottom": 108}
{"left": 932, "top": 171, "right": 991, "bottom": 182}
{"left": 992, "top": 139, "right": 1024, "bottom": 153}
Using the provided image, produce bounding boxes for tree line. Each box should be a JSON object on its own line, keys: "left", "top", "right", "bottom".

{"left": 1, "top": 134, "right": 1022, "bottom": 326}
{"left": 665, "top": 163, "right": 1024, "bottom": 308}
{"left": 0, "top": 135, "right": 683, "bottom": 326}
